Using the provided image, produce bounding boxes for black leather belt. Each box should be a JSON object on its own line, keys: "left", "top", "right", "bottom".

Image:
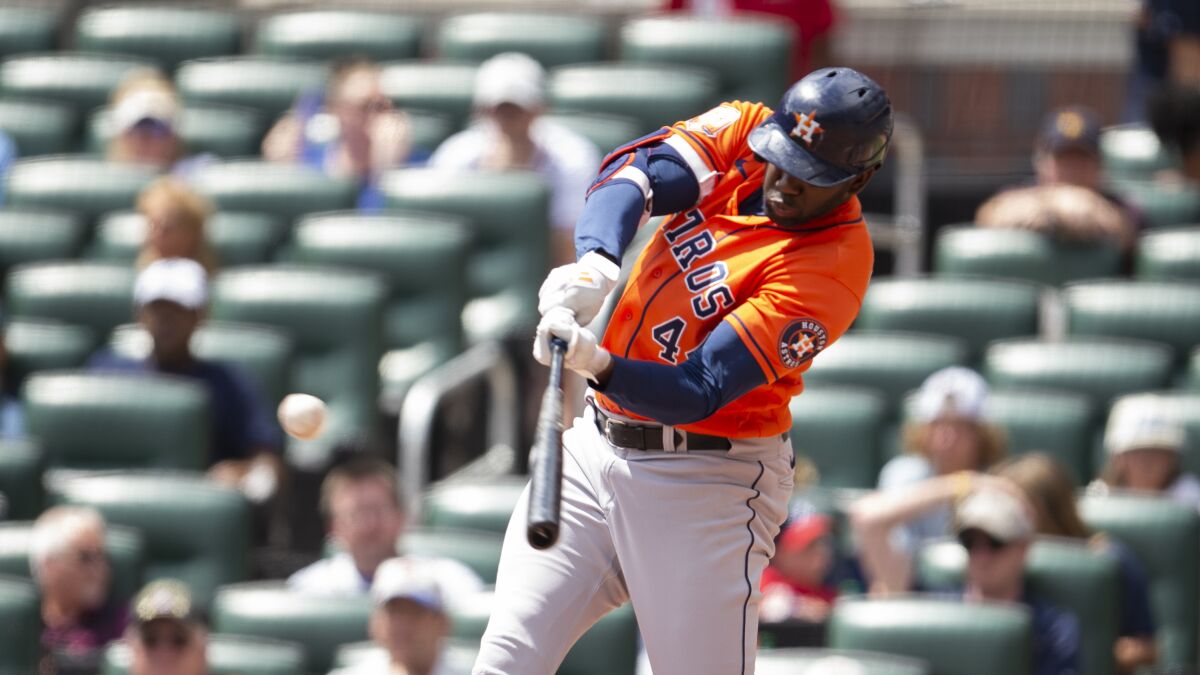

{"left": 589, "top": 401, "right": 732, "bottom": 451}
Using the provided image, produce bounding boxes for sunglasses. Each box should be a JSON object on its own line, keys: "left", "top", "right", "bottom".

{"left": 74, "top": 549, "right": 108, "bottom": 566}
{"left": 140, "top": 628, "right": 191, "bottom": 650}
{"left": 957, "top": 530, "right": 1009, "bottom": 553}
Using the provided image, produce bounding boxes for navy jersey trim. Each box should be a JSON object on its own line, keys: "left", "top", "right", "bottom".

{"left": 623, "top": 269, "right": 684, "bottom": 357}
{"left": 729, "top": 313, "right": 779, "bottom": 381}
{"left": 740, "top": 461, "right": 766, "bottom": 675}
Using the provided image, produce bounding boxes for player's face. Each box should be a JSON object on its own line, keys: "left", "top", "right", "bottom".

{"left": 762, "top": 163, "right": 868, "bottom": 226}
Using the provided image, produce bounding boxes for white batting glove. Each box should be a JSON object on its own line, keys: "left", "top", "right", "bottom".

{"left": 532, "top": 307, "right": 612, "bottom": 381}
{"left": 537, "top": 251, "right": 620, "bottom": 326}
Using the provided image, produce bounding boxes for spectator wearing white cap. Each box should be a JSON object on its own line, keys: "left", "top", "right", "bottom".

{"left": 429, "top": 52, "right": 601, "bottom": 265}
{"left": 87, "top": 258, "right": 282, "bottom": 499}
{"left": 106, "top": 70, "right": 201, "bottom": 177}
{"left": 1091, "top": 394, "right": 1200, "bottom": 513}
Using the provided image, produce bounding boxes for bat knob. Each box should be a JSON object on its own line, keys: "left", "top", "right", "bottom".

{"left": 528, "top": 522, "right": 558, "bottom": 550}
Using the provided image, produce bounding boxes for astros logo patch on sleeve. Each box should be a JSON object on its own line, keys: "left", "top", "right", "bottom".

{"left": 684, "top": 104, "right": 742, "bottom": 138}
{"left": 779, "top": 319, "right": 828, "bottom": 368}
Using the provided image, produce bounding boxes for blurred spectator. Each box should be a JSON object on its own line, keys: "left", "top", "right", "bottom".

{"left": 32, "top": 507, "right": 129, "bottom": 671}
{"left": 664, "top": 0, "right": 837, "bottom": 77}
{"left": 996, "top": 453, "right": 1158, "bottom": 675}
{"left": 88, "top": 259, "right": 283, "bottom": 501}
{"left": 0, "top": 313, "right": 22, "bottom": 439}
{"left": 1148, "top": 85, "right": 1200, "bottom": 187}
{"left": 976, "top": 107, "right": 1139, "bottom": 249}
{"left": 125, "top": 579, "right": 208, "bottom": 675}
{"left": 1128, "top": 0, "right": 1200, "bottom": 121}
{"left": 759, "top": 503, "right": 838, "bottom": 625}
{"left": 288, "top": 458, "right": 482, "bottom": 600}
{"left": 329, "top": 557, "right": 469, "bottom": 675}
{"left": 429, "top": 52, "right": 600, "bottom": 265}
{"left": 106, "top": 70, "right": 205, "bottom": 178}
{"left": 135, "top": 177, "right": 218, "bottom": 274}
{"left": 262, "top": 56, "right": 411, "bottom": 210}
{"left": 0, "top": 129, "right": 15, "bottom": 205}
{"left": 1091, "top": 394, "right": 1200, "bottom": 513}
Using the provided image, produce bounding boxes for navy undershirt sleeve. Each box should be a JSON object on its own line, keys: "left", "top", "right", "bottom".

{"left": 594, "top": 321, "right": 766, "bottom": 426}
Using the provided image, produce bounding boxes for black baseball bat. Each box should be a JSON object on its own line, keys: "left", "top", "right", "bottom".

{"left": 526, "top": 336, "right": 567, "bottom": 550}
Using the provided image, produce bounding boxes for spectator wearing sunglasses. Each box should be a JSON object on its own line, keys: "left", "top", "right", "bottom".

{"left": 126, "top": 580, "right": 208, "bottom": 675}
{"left": 31, "top": 507, "right": 129, "bottom": 671}
{"left": 106, "top": 70, "right": 213, "bottom": 180}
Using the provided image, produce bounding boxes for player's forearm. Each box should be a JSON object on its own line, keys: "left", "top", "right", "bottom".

{"left": 574, "top": 181, "right": 646, "bottom": 263}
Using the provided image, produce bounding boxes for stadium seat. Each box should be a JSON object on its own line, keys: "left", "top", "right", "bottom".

{"left": 379, "top": 169, "right": 550, "bottom": 343}
{"left": 1101, "top": 124, "right": 1175, "bottom": 180}
{"left": 421, "top": 476, "right": 527, "bottom": 535}
{"left": 934, "top": 226, "right": 1123, "bottom": 286}
{"left": 854, "top": 277, "right": 1042, "bottom": 363}
{"left": 189, "top": 161, "right": 356, "bottom": 224}
{"left": 1079, "top": 493, "right": 1200, "bottom": 666}
{"left": 75, "top": 6, "right": 240, "bottom": 72}
{"left": 89, "top": 103, "right": 265, "bottom": 159}
{"left": 1136, "top": 227, "right": 1200, "bottom": 281}
{"left": 2, "top": 319, "right": 97, "bottom": 391}
{"left": 0, "top": 208, "right": 87, "bottom": 283}
{"left": 542, "top": 111, "right": 642, "bottom": 155}
{"left": 789, "top": 387, "right": 888, "bottom": 489}
{"left": 4, "top": 156, "right": 156, "bottom": 224}
{"left": 253, "top": 10, "right": 423, "bottom": 63}
{"left": 0, "top": 99, "right": 78, "bottom": 156}
{"left": 0, "top": 439, "right": 45, "bottom": 521}
{"left": 1063, "top": 280, "right": 1200, "bottom": 366}
{"left": 435, "top": 13, "right": 607, "bottom": 68}
{"left": 5, "top": 262, "right": 136, "bottom": 337}
{"left": 984, "top": 389, "right": 1097, "bottom": 481}
{"left": 828, "top": 596, "right": 1031, "bottom": 675}
{"left": 0, "top": 575, "right": 39, "bottom": 673}
{"left": 103, "top": 633, "right": 306, "bottom": 675}
{"left": 401, "top": 527, "right": 504, "bottom": 585}
{"left": 1105, "top": 392, "right": 1200, "bottom": 478}
{"left": 379, "top": 61, "right": 479, "bottom": 132}
{"left": 1190, "top": 349, "right": 1200, "bottom": 392}
{"left": 916, "top": 537, "right": 1120, "bottom": 675}
{"left": 0, "top": 53, "right": 155, "bottom": 115}
{"left": 756, "top": 648, "right": 931, "bottom": 675}
{"left": 1113, "top": 180, "right": 1200, "bottom": 230}
{"left": 407, "top": 109, "right": 456, "bottom": 158}
{"left": 619, "top": 15, "right": 792, "bottom": 105}
{"left": 549, "top": 63, "right": 721, "bottom": 136}
{"left": 23, "top": 371, "right": 210, "bottom": 471}
{"left": 210, "top": 266, "right": 386, "bottom": 469}
{"left": 176, "top": 57, "right": 328, "bottom": 120}
{"left": 90, "top": 210, "right": 285, "bottom": 268}
{"left": 50, "top": 471, "right": 252, "bottom": 608}
{"left": 211, "top": 581, "right": 371, "bottom": 673}
{"left": 0, "top": 6, "right": 58, "bottom": 59}
{"left": 0, "top": 520, "right": 144, "bottom": 605}
{"left": 984, "top": 338, "right": 1174, "bottom": 409}
{"left": 109, "top": 321, "right": 295, "bottom": 408}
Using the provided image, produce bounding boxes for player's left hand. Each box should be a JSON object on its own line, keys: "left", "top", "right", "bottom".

{"left": 537, "top": 251, "right": 620, "bottom": 326}
{"left": 533, "top": 307, "right": 612, "bottom": 381}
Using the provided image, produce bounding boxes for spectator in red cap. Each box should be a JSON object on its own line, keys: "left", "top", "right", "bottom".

{"left": 760, "top": 505, "right": 837, "bottom": 624}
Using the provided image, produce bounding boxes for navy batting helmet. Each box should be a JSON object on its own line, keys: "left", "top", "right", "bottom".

{"left": 748, "top": 67, "right": 893, "bottom": 187}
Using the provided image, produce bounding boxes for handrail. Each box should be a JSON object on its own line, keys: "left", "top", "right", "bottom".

{"left": 891, "top": 114, "right": 926, "bottom": 276}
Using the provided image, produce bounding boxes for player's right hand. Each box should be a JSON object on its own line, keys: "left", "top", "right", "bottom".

{"left": 537, "top": 251, "right": 620, "bottom": 326}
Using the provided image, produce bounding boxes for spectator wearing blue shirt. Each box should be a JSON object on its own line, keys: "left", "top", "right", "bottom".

{"left": 0, "top": 129, "right": 15, "bottom": 206}
{"left": 0, "top": 313, "right": 23, "bottom": 440}
{"left": 88, "top": 258, "right": 283, "bottom": 502}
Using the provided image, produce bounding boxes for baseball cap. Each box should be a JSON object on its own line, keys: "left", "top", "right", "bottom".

{"left": 134, "top": 258, "right": 208, "bottom": 310}
{"left": 371, "top": 558, "right": 445, "bottom": 612}
{"left": 112, "top": 88, "right": 180, "bottom": 134}
{"left": 1038, "top": 106, "right": 1101, "bottom": 155}
{"left": 955, "top": 487, "right": 1033, "bottom": 545}
{"left": 913, "top": 367, "right": 988, "bottom": 423}
{"left": 1105, "top": 394, "right": 1185, "bottom": 456}
{"left": 778, "top": 501, "right": 832, "bottom": 552}
{"left": 474, "top": 52, "right": 545, "bottom": 110}
{"left": 132, "top": 579, "right": 201, "bottom": 626}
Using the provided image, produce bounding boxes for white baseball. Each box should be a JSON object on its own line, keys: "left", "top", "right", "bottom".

{"left": 277, "top": 393, "right": 327, "bottom": 441}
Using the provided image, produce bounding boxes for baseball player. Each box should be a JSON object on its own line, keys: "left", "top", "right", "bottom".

{"left": 474, "top": 67, "right": 893, "bottom": 675}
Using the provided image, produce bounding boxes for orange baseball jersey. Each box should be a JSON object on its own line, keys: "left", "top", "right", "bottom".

{"left": 593, "top": 101, "right": 874, "bottom": 438}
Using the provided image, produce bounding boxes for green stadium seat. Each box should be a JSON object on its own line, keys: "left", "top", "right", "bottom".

{"left": 422, "top": 476, "right": 526, "bottom": 535}
{"left": 75, "top": 6, "right": 240, "bottom": 72}
{"left": 0, "top": 99, "right": 78, "bottom": 156}
{"left": 23, "top": 371, "right": 210, "bottom": 471}
{"left": 0, "top": 53, "right": 156, "bottom": 115}
{"left": 211, "top": 581, "right": 371, "bottom": 673}
{"left": 985, "top": 389, "right": 1097, "bottom": 481}
{"left": 89, "top": 103, "right": 265, "bottom": 159}
{"left": 5, "top": 262, "right": 136, "bottom": 337}
{"left": 176, "top": 57, "right": 328, "bottom": 120}
{"left": 103, "top": 633, "right": 306, "bottom": 675}
{"left": 2, "top": 319, "right": 97, "bottom": 391}
{"left": 402, "top": 527, "right": 504, "bottom": 585}
{"left": 336, "top": 640, "right": 478, "bottom": 673}
{"left": 542, "top": 112, "right": 641, "bottom": 156}
{"left": 254, "top": 11, "right": 423, "bottom": 63}
{"left": 757, "top": 648, "right": 931, "bottom": 675}
{"left": 379, "top": 61, "right": 478, "bottom": 132}
{"left": 916, "top": 537, "right": 1120, "bottom": 675}
{"left": 789, "top": 387, "right": 888, "bottom": 489}
{"left": 50, "top": 471, "right": 251, "bottom": 609}
{"left": 1080, "top": 493, "right": 1200, "bottom": 666}
{"left": 1190, "top": 349, "right": 1200, "bottom": 392}
{"left": 436, "top": 13, "right": 607, "bottom": 68}
{"left": 1101, "top": 125, "right": 1176, "bottom": 180}
{"left": 90, "top": 210, "right": 285, "bottom": 268}
{"left": 211, "top": 266, "right": 386, "bottom": 469}
{"left": 935, "top": 226, "right": 1123, "bottom": 286}
{"left": 0, "top": 208, "right": 87, "bottom": 283}
{"left": 407, "top": 109, "right": 456, "bottom": 157}
{"left": 1113, "top": 180, "right": 1200, "bottom": 229}
{"left": 1064, "top": 280, "right": 1200, "bottom": 366}
{"left": 619, "top": 15, "right": 792, "bottom": 104}
{"left": 190, "top": 161, "right": 356, "bottom": 225}
{"left": 855, "top": 277, "right": 1042, "bottom": 363}
{"left": 1136, "top": 227, "right": 1200, "bottom": 281}
{"left": 0, "top": 575, "right": 40, "bottom": 673}
{"left": 4, "top": 156, "right": 156, "bottom": 224}
{"left": 0, "top": 439, "right": 46, "bottom": 521}
{"left": 828, "top": 596, "right": 1031, "bottom": 675}
{"left": 549, "top": 63, "right": 721, "bottom": 136}
{"left": 0, "top": 6, "right": 58, "bottom": 59}
{"left": 984, "top": 338, "right": 1174, "bottom": 409}
{"left": 0, "top": 520, "right": 145, "bottom": 605}
{"left": 379, "top": 168, "right": 550, "bottom": 343}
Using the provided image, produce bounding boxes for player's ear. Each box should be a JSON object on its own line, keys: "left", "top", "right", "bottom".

{"left": 845, "top": 167, "right": 877, "bottom": 196}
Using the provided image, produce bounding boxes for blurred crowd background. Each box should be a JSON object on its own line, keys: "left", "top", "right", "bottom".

{"left": 0, "top": 0, "right": 1197, "bottom": 674}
